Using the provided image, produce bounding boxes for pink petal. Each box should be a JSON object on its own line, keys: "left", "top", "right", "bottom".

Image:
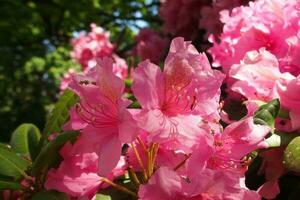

{"left": 97, "top": 135, "right": 122, "bottom": 176}
{"left": 132, "top": 60, "right": 165, "bottom": 109}
{"left": 258, "top": 180, "right": 280, "bottom": 199}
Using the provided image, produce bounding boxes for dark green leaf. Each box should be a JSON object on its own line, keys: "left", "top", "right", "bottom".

{"left": 31, "top": 190, "right": 69, "bottom": 200}
{"left": 254, "top": 99, "right": 280, "bottom": 128}
{"left": 10, "top": 123, "right": 41, "bottom": 160}
{"left": 43, "top": 89, "right": 78, "bottom": 137}
{"left": 0, "top": 180, "right": 24, "bottom": 190}
{"left": 32, "top": 131, "right": 79, "bottom": 183}
{"left": 0, "top": 145, "right": 30, "bottom": 180}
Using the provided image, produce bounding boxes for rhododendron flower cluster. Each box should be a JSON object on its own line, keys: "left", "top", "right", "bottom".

{"left": 209, "top": 0, "right": 300, "bottom": 76}
{"left": 71, "top": 23, "right": 127, "bottom": 76}
{"left": 134, "top": 28, "right": 169, "bottom": 64}
{"left": 60, "top": 24, "right": 128, "bottom": 91}
{"left": 209, "top": 0, "right": 300, "bottom": 132}
{"left": 207, "top": 0, "right": 300, "bottom": 198}
{"left": 45, "top": 38, "right": 271, "bottom": 199}
{"left": 71, "top": 23, "right": 114, "bottom": 70}
{"left": 200, "top": 0, "right": 251, "bottom": 39}
{"left": 4, "top": 0, "right": 300, "bottom": 199}
{"left": 160, "top": 0, "right": 251, "bottom": 40}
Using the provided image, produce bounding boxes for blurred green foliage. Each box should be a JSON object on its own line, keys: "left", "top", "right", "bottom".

{"left": 0, "top": 0, "right": 160, "bottom": 141}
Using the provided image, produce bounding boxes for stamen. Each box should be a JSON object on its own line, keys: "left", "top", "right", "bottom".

{"left": 100, "top": 177, "right": 137, "bottom": 197}
{"left": 130, "top": 143, "right": 148, "bottom": 180}
{"left": 128, "top": 166, "right": 141, "bottom": 186}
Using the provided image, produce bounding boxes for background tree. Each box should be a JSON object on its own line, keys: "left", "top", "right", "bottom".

{"left": 0, "top": 0, "right": 160, "bottom": 141}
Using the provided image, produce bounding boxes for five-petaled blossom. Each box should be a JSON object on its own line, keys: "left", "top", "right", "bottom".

{"left": 132, "top": 37, "right": 225, "bottom": 151}
{"left": 63, "top": 58, "right": 139, "bottom": 176}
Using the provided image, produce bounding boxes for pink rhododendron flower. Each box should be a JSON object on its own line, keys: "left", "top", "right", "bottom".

{"left": 64, "top": 58, "right": 138, "bottom": 175}
{"left": 159, "top": 0, "right": 210, "bottom": 39}
{"left": 138, "top": 167, "right": 183, "bottom": 200}
{"left": 70, "top": 23, "right": 128, "bottom": 79}
{"left": 209, "top": 0, "right": 300, "bottom": 76}
{"left": 229, "top": 48, "right": 282, "bottom": 101}
{"left": 139, "top": 166, "right": 260, "bottom": 200}
{"left": 277, "top": 75, "right": 300, "bottom": 130}
{"left": 45, "top": 140, "right": 126, "bottom": 198}
{"left": 209, "top": 117, "right": 270, "bottom": 173}
{"left": 160, "top": 0, "right": 250, "bottom": 40}
{"left": 132, "top": 37, "right": 224, "bottom": 150}
{"left": 134, "top": 28, "right": 169, "bottom": 64}
{"left": 126, "top": 131, "right": 187, "bottom": 172}
{"left": 71, "top": 23, "right": 114, "bottom": 70}
{"left": 199, "top": 0, "right": 251, "bottom": 39}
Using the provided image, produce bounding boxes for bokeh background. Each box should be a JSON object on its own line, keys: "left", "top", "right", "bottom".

{"left": 0, "top": 0, "right": 162, "bottom": 142}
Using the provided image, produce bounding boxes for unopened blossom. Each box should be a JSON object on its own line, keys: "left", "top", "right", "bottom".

{"left": 135, "top": 28, "right": 169, "bottom": 64}
{"left": 132, "top": 37, "right": 224, "bottom": 151}
{"left": 45, "top": 140, "right": 126, "bottom": 198}
{"left": 209, "top": 0, "right": 300, "bottom": 76}
{"left": 64, "top": 58, "right": 138, "bottom": 175}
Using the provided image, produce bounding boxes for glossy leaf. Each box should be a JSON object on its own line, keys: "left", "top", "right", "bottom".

{"left": 43, "top": 89, "right": 78, "bottom": 137}
{"left": 254, "top": 99, "right": 280, "bottom": 128}
{"left": 10, "top": 123, "right": 41, "bottom": 160}
{"left": 0, "top": 145, "right": 30, "bottom": 180}
{"left": 0, "top": 180, "right": 24, "bottom": 190}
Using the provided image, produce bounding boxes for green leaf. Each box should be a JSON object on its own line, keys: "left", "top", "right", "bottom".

{"left": 10, "top": 123, "right": 41, "bottom": 160}
{"left": 254, "top": 99, "right": 280, "bottom": 128}
{"left": 43, "top": 89, "right": 78, "bottom": 137}
{"left": 265, "top": 131, "right": 299, "bottom": 148}
{"left": 0, "top": 145, "right": 30, "bottom": 180}
{"left": 284, "top": 136, "right": 300, "bottom": 173}
{"left": 128, "top": 101, "right": 141, "bottom": 109}
{"left": 32, "top": 131, "right": 79, "bottom": 183}
{"left": 31, "top": 190, "right": 69, "bottom": 200}
{"left": 95, "top": 194, "right": 112, "bottom": 200}
{"left": 0, "top": 143, "right": 11, "bottom": 150}
{"left": 0, "top": 180, "right": 24, "bottom": 190}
